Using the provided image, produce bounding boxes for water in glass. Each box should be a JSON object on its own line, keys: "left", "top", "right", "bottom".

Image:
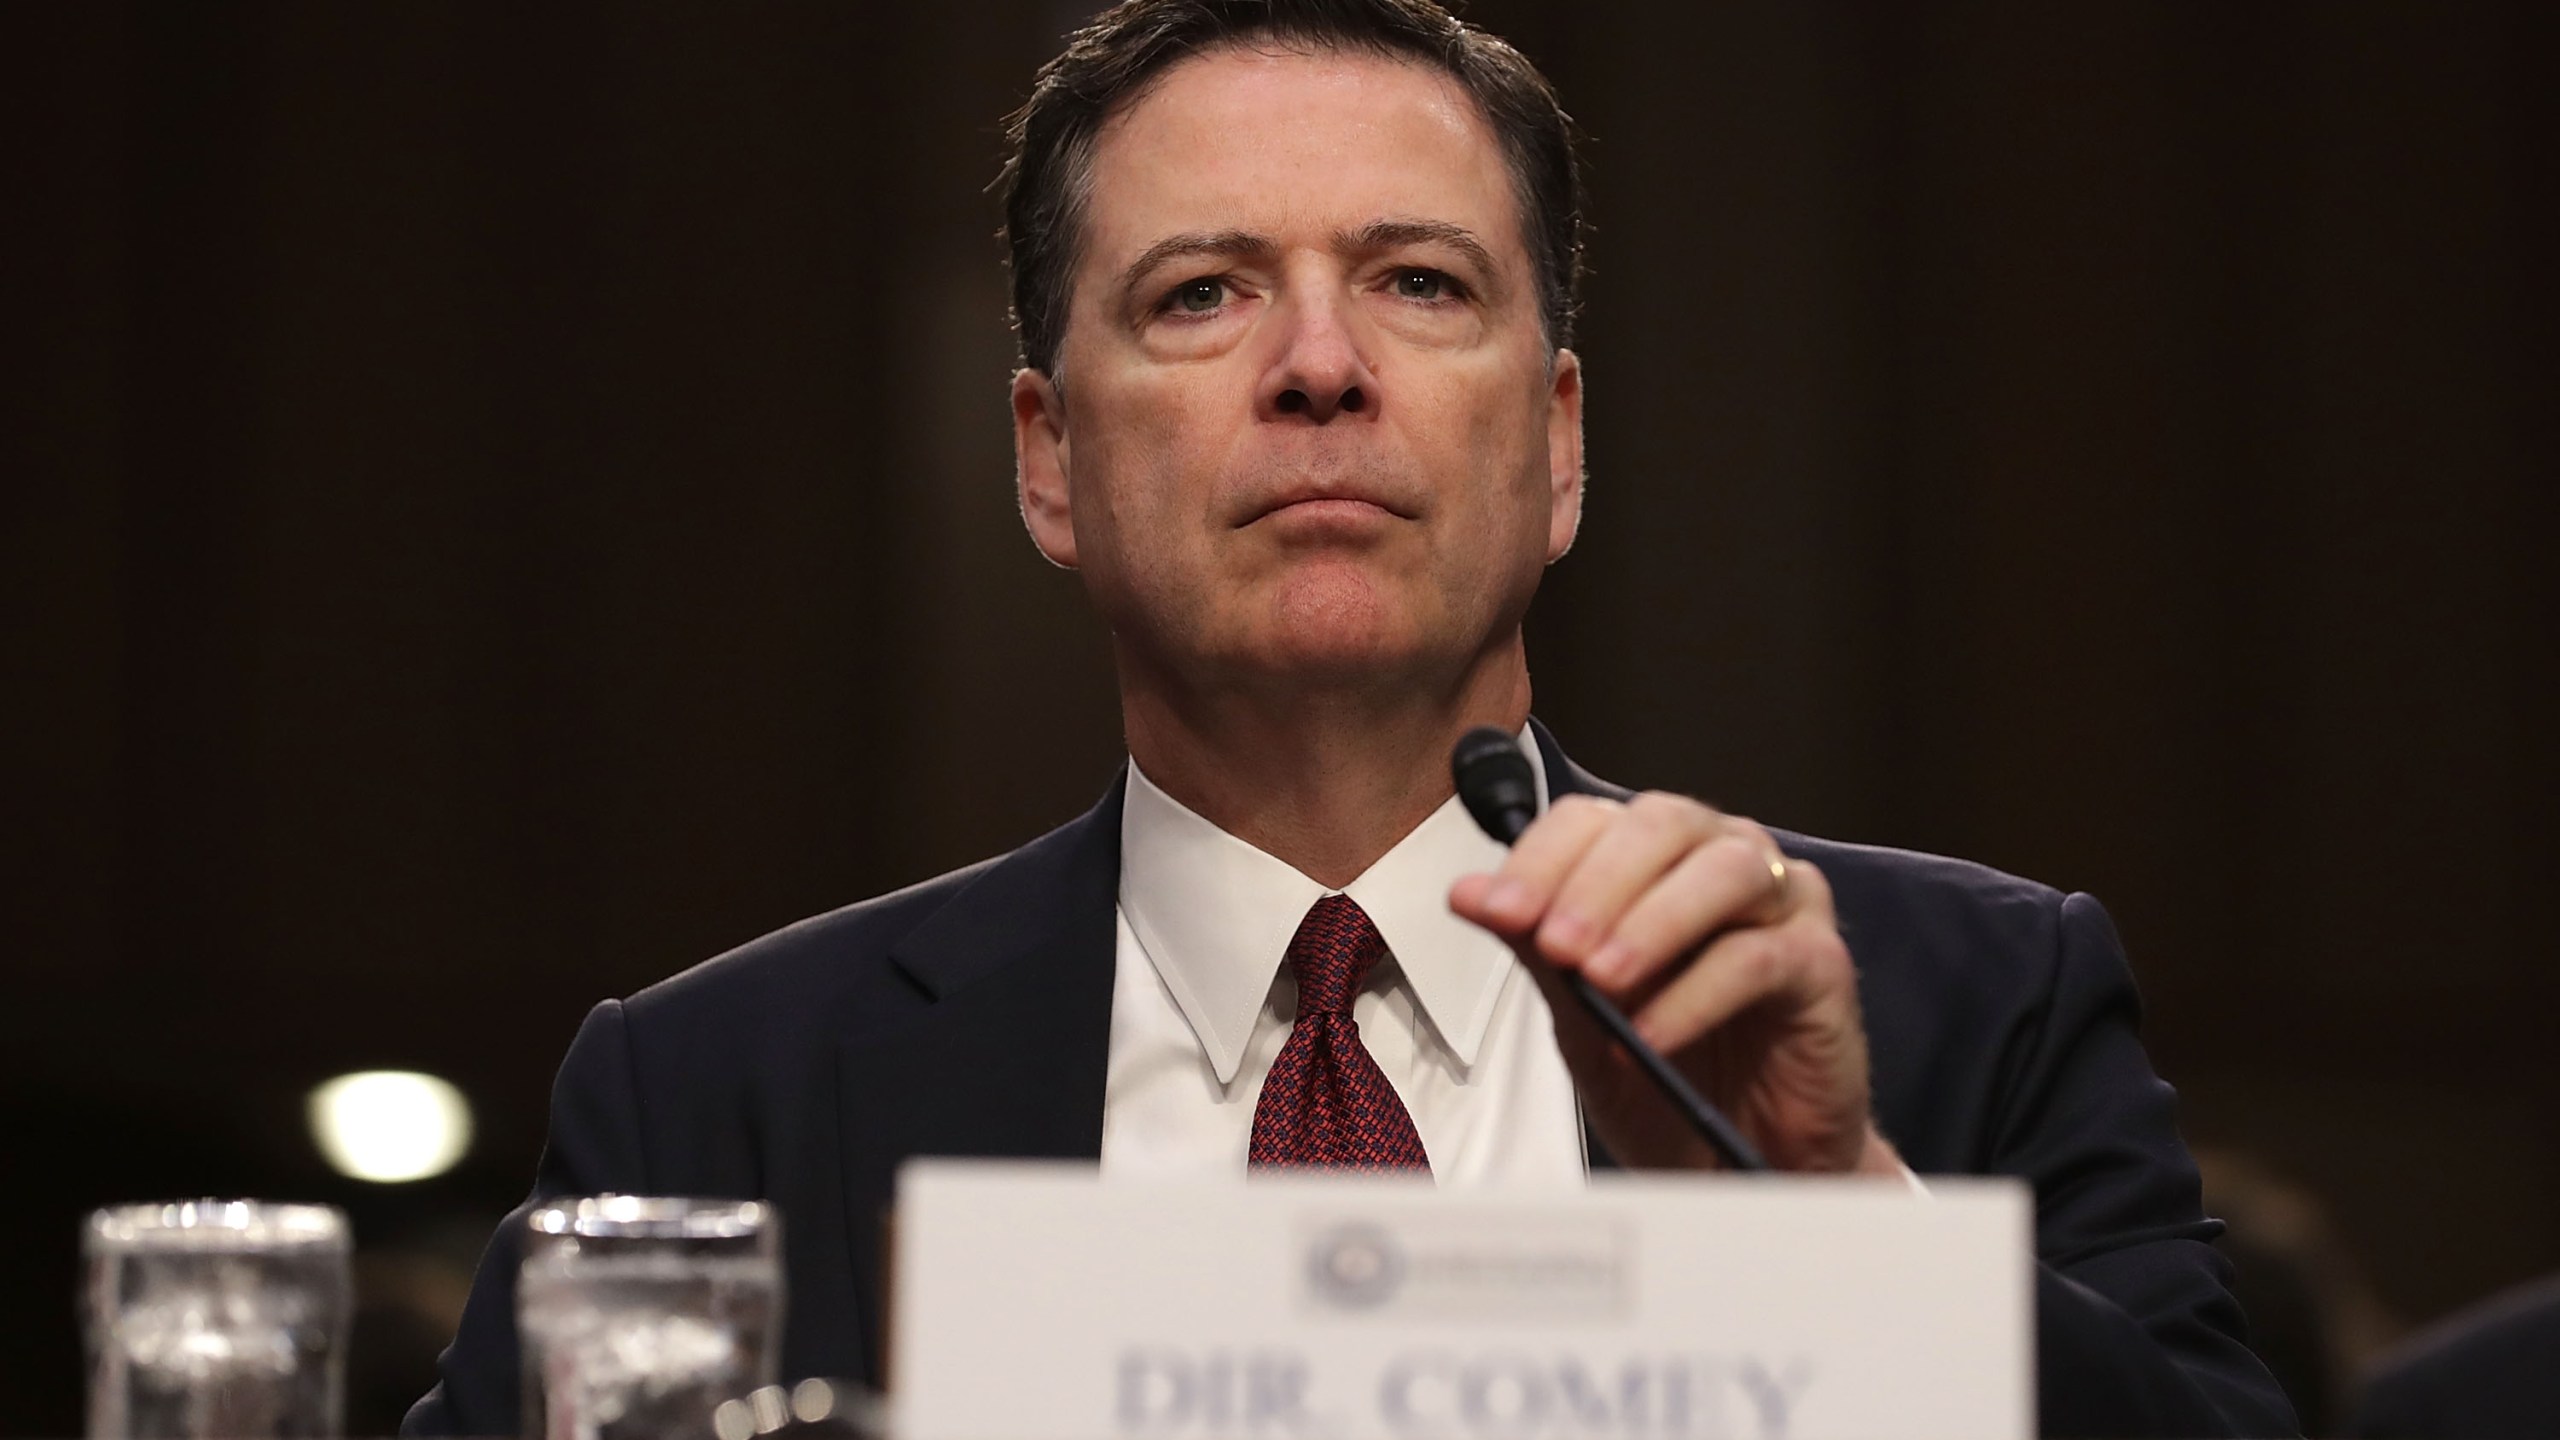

{"left": 84, "top": 1201, "right": 351, "bottom": 1439}
{"left": 519, "top": 1197, "right": 783, "bottom": 1440}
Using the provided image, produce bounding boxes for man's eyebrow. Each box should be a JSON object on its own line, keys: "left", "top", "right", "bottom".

{"left": 1118, "top": 229, "right": 1278, "bottom": 299}
{"left": 1336, "top": 218, "right": 1499, "bottom": 279}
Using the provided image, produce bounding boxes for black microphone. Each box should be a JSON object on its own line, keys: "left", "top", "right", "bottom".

{"left": 1451, "top": 727, "right": 1771, "bottom": 1173}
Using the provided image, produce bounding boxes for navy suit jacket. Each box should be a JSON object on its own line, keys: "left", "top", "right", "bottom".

{"left": 408, "top": 727, "right": 2295, "bottom": 1438}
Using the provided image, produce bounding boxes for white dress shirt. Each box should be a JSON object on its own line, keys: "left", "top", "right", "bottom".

{"left": 1099, "top": 733, "right": 1587, "bottom": 1185}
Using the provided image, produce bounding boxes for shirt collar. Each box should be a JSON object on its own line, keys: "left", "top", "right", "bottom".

{"left": 1117, "top": 729, "right": 1550, "bottom": 1085}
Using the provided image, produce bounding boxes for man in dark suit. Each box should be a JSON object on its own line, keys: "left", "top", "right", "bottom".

{"left": 410, "top": 1, "right": 2294, "bottom": 1435}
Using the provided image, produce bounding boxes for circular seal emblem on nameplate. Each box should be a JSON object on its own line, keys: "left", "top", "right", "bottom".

{"left": 1306, "top": 1223, "right": 1405, "bottom": 1310}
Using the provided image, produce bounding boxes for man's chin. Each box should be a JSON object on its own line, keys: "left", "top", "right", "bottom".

{"left": 1109, "top": 573, "right": 1491, "bottom": 698}
{"left": 1215, "top": 625, "right": 1446, "bottom": 693}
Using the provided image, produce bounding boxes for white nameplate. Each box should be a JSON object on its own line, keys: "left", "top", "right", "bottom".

{"left": 890, "top": 1161, "right": 2030, "bottom": 1440}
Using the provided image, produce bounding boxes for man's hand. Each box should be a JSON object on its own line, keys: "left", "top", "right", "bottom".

{"left": 1449, "top": 792, "right": 1903, "bottom": 1176}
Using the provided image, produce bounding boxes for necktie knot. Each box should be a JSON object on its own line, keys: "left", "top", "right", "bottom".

{"left": 1286, "top": 894, "right": 1388, "bottom": 1017}
{"left": 1251, "top": 893, "right": 1428, "bottom": 1173}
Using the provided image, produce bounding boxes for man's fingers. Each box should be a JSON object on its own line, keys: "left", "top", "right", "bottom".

{"left": 1778, "top": 848, "right": 1835, "bottom": 923}
{"left": 1626, "top": 905, "right": 1849, "bottom": 1054}
{"left": 1467, "top": 793, "right": 1619, "bottom": 934}
{"left": 1580, "top": 830, "right": 1787, "bottom": 991}
{"left": 1536, "top": 792, "right": 1717, "bottom": 966}
{"left": 1623, "top": 927, "right": 1794, "bottom": 1053}
{"left": 1457, "top": 794, "right": 1793, "bottom": 979}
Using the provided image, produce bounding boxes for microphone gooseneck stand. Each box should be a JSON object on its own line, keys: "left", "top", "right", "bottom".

{"left": 1450, "top": 727, "right": 1771, "bottom": 1174}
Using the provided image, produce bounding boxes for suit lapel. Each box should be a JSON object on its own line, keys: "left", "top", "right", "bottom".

{"left": 835, "top": 773, "right": 1125, "bottom": 1364}
{"left": 1530, "top": 716, "right": 1626, "bottom": 807}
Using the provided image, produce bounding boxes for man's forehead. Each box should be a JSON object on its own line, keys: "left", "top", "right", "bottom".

{"left": 1078, "top": 44, "right": 1524, "bottom": 264}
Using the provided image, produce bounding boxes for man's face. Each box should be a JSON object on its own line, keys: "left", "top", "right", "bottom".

{"left": 1013, "top": 44, "right": 1583, "bottom": 697}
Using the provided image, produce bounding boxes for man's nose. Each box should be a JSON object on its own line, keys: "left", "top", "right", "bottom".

{"left": 1256, "top": 288, "right": 1379, "bottom": 424}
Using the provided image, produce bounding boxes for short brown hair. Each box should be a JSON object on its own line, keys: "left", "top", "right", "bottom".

{"left": 998, "top": 0, "right": 1585, "bottom": 375}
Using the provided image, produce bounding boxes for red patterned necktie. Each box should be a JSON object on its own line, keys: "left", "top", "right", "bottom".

{"left": 1248, "top": 894, "right": 1432, "bottom": 1172}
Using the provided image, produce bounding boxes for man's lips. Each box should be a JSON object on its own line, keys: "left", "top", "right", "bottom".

{"left": 1236, "top": 488, "right": 1417, "bottom": 527}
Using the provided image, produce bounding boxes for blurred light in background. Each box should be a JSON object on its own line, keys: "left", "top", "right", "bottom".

{"left": 307, "top": 1071, "right": 474, "bottom": 1182}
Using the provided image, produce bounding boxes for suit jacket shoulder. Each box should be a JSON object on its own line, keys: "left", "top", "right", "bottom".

{"left": 404, "top": 783, "right": 1123, "bottom": 1437}
{"left": 609, "top": 850, "right": 1001, "bottom": 1114}
{"left": 611, "top": 857, "right": 972, "bottom": 1037}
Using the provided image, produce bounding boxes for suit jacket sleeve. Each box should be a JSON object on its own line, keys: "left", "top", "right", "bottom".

{"left": 2011, "top": 893, "right": 2295, "bottom": 1439}
{"left": 402, "top": 1000, "right": 653, "bottom": 1438}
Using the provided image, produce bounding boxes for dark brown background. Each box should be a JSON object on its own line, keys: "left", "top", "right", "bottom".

{"left": 4, "top": 3, "right": 2549, "bottom": 1433}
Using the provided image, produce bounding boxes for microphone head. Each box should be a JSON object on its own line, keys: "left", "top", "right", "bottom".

{"left": 1450, "top": 726, "right": 1540, "bottom": 844}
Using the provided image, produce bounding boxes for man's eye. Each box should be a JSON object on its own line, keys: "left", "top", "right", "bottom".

{"left": 1167, "top": 278, "right": 1228, "bottom": 314}
{"left": 1393, "top": 269, "right": 1453, "bottom": 301}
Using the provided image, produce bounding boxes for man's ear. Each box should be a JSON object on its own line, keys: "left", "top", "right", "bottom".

{"left": 1013, "top": 367, "right": 1078, "bottom": 569}
{"left": 1544, "top": 347, "right": 1586, "bottom": 563}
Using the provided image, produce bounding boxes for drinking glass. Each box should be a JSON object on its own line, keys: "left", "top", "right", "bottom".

{"left": 518, "top": 1196, "right": 785, "bottom": 1440}
{"left": 83, "top": 1200, "right": 352, "bottom": 1439}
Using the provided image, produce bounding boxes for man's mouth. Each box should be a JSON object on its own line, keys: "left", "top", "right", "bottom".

{"left": 1239, "top": 484, "right": 1417, "bottom": 527}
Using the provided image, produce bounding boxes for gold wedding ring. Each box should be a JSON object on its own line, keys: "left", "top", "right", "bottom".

{"left": 1766, "top": 853, "right": 1792, "bottom": 910}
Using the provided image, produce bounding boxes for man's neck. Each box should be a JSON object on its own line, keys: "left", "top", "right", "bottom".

{"left": 1118, "top": 636, "right": 1534, "bottom": 889}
